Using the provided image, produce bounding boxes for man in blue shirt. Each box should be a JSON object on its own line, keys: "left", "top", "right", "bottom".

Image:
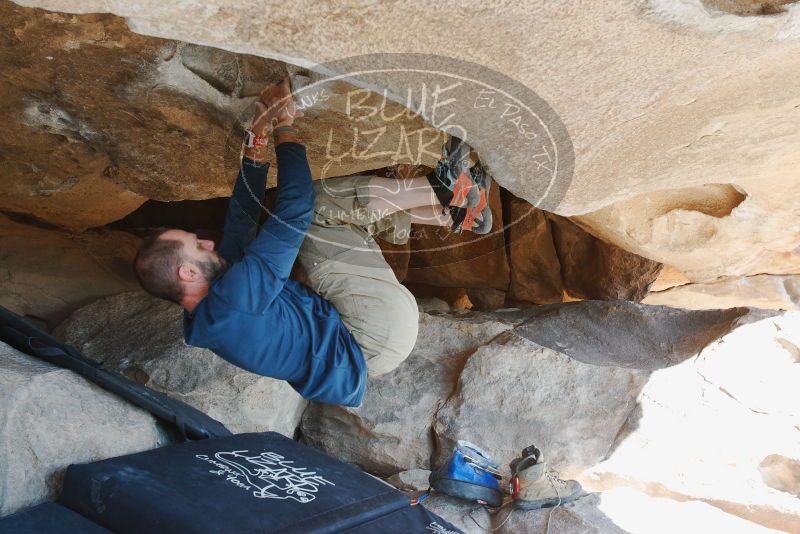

{"left": 133, "top": 78, "right": 491, "bottom": 407}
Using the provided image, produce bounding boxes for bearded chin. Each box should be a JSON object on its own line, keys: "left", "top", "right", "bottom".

{"left": 198, "top": 253, "right": 229, "bottom": 282}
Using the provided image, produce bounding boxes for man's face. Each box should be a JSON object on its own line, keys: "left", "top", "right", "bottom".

{"left": 160, "top": 229, "right": 228, "bottom": 283}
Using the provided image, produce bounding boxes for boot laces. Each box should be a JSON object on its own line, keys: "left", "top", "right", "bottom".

{"left": 546, "top": 469, "right": 568, "bottom": 488}
{"left": 545, "top": 470, "right": 565, "bottom": 508}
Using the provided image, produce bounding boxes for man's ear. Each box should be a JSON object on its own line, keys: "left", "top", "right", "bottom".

{"left": 177, "top": 262, "right": 200, "bottom": 283}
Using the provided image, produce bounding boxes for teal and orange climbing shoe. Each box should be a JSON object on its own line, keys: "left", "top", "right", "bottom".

{"left": 426, "top": 136, "right": 478, "bottom": 210}
{"left": 426, "top": 136, "right": 493, "bottom": 234}
{"left": 453, "top": 162, "right": 492, "bottom": 235}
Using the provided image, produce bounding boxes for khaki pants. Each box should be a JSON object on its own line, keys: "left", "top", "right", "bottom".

{"left": 298, "top": 175, "right": 419, "bottom": 377}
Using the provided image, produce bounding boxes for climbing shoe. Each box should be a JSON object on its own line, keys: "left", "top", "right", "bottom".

{"left": 429, "top": 440, "right": 505, "bottom": 507}
{"left": 509, "top": 444, "right": 582, "bottom": 510}
{"left": 454, "top": 162, "right": 492, "bottom": 235}
{"left": 426, "top": 136, "right": 479, "bottom": 210}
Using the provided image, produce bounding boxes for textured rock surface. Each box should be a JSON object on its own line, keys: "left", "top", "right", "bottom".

{"left": 301, "top": 311, "right": 519, "bottom": 475}
{"left": 422, "top": 495, "right": 491, "bottom": 534}
{"left": 426, "top": 488, "right": 785, "bottom": 533}
{"left": 0, "top": 213, "right": 141, "bottom": 329}
{"left": 0, "top": 2, "right": 438, "bottom": 229}
{"left": 12, "top": 0, "right": 800, "bottom": 279}
{"left": 0, "top": 341, "right": 168, "bottom": 516}
{"left": 513, "top": 301, "right": 770, "bottom": 370}
{"left": 433, "top": 332, "right": 648, "bottom": 477}
{"left": 56, "top": 291, "right": 307, "bottom": 436}
{"left": 303, "top": 302, "right": 764, "bottom": 480}
{"left": 591, "top": 487, "right": 782, "bottom": 534}
{"left": 584, "top": 312, "right": 800, "bottom": 532}
{"left": 385, "top": 469, "right": 431, "bottom": 492}
{"left": 498, "top": 493, "right": 627, "bottom": 534}
{"left": 404, "top": 180, "right": 509, "bottom": 291}
{"left": 643, "top": 274, "right": 800, "bottom": 311}
{"left": 548, "top": 214, "right": 663, "bottom": 302}
{"left": 505, "top": 197, "right": 565, "bottom": 304}
{"left": 576, "top": 182, "right": 800, "bottom": 282}
{"left": 505, "top": 201, "right": 663, "bottom": 304}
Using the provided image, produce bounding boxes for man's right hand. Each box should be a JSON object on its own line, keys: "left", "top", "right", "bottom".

{"left": 260, "top": 76, "right": 303, "bottom": 129}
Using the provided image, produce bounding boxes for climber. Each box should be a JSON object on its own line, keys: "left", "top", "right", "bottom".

{"left": 133, "top": 77, "right": 492, "bottom": 407}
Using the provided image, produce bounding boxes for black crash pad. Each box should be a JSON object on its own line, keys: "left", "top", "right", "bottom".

{"left": 59, "top": 431, "right": 462, "bottom": 534}
{"left": 0, "top": 503, "right": 110, "bottom": 534}
{"left": 340, "top": 503, "right": 463, "bottom": 534}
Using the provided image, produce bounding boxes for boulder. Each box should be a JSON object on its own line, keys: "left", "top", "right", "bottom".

{"left": 585, "top": 487, "right": 785, "bottom": 534}
{"left": 513, "top": 301, "right": 772, "bottom": 370}
{"left": 0, "top": 341, "right": 167, "bottom": 516}
{"left": 643, "top": 274, "right": 800, "bottom": 311}
{"left": 649, "top": 264, "right": 693, "bottom": 292}
{"left": 548, "top": 214, "right": 663, "bottom": 302}
{"left": 504, "top": 198, "right": 663, "bottom": 304}
{"left": 301, "top": 311, "right": 522, "bottom": 476}
{"left": 16, "top": 0, "right": 800, "bottom": 279}
{"left": 421, "top": 493, "right": 629, "bottom": 534}
{"left": 422, "top": 495, "right": 491, "bottom": 534}
{"left": 0, "top": 214, "right": 141, "bottom": 329}
{"left": 0, "top": 2, "right": 439, "bottom": 230}
{"left": 505, "top": 196, "right": 565, "bottom": 305}
{"left": 375, "top": 236, "right": 411, "bottom": 282}
{"left": 386, "top": 469, "right": 431, "bottom": 492}
{"left": 404, "top": 180, "right": 510, "bottom": 291}
{"left": 759, "top": 455, "right": 800, "bottom": 498}
{"left": 584, "top": 312, "right": 800, "bottom": 532}
{"left": 465, "top": 287, "right": 507, "bottom": 311}
{"left": 497, "top": 493, "right": 627, "bottom": 534}
{"left": 56, "top": 291, "right": 307, "bottom": 436}
{"left": 433, "top": 332, "right": 648, "bottom": 477}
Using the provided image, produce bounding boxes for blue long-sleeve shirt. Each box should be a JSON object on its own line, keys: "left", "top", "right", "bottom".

{"left": 183, "top": 142, "right": 367, "bottom": 407}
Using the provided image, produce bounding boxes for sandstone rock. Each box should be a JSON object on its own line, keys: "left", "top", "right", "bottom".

{"left": 703, "top": 0, "right": 798, "bottom": 16}
{"left": 584, "top": 312, "right": 800, "bottom": 532}
{"left": 643, "top": 274, "right": 800, "bottom": 311}
{"left": 56, "top": 291, "right": 307, "bottom": 436}
{"left": 426, "top": 489, "right": 778, "bottom": 533}
{"left": 505, "top": 196, "right": 565, "bottom": 305}
{"left": 465, "top": 287, "right": 507, "bottom": 311}
{"left": 0, "top": 341, "right": 168, "bottom": 516}
{"left": 589, "top": 487, "right": 785, "bottom": 534}
{"left": 415, "top": 297, "right": 452, "bottom": 314}
{"left": 0, "top": 3, "right": 439, "bottom": 229}
{"left": 433, "top": 332, "right": 648, "bottom": 477}
{"left": 649, "top": 265, "right": 693, "bottom": 292}
{"left": 301, "top": 311, "right": 522, "bottom": 476}
{"left": 422, "top": 495, "right": 491, "bottom": 534}
{"left": 17, "top": 0, "right": 800, "bottom": 279}
{"left": 548, "top": 214, "right": 663, "bottom": 301}
{"left": 404, "top": 285, "right": 472, "bottom": 311}
{"left": 513, "top": 301, "right": 771, "bottom": 370}
{"left": 386, "top": 469, "right": 431, "bottom": 492}
{"left": 576, "top": 182, "right": 800, "bottom": 282}
{"left": 404, "top": 180, "right": 510, "bottom": 291}
{"left": 498, "top": 493, "right": 627, "bottom": 534}
{"left": 375, "top": 236, "right": 411, "bottom": 282}
{"left": 759, "top": 455, "right": 800, "bottom": 498}
{"left": 0, "top": 214, "right": 141, "bottom": 329}
{"left": 504, "top": 198, "right": 663, "bottom": 305}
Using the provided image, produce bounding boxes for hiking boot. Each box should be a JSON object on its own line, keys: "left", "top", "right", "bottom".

{"left": 426, "top": 136, "right": 480, "bottom": 210}
{"left": 509, "top": 444, "right": 582, "bottom": 510}
{"left": 429, "top": 440, "right": 505, "bottom": 507}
